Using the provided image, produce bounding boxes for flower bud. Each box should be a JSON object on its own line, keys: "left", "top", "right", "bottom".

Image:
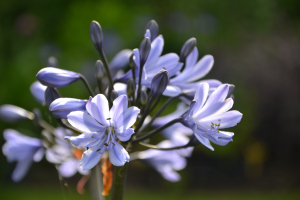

{"left": 180, "top": 38, "right": 197, "bottom": 62}
{"left": 139, "top": 38, "right": 151, "bottom": 67}
{"left": 90, "top": 20, "right": 103, "bottom": 51}
{"left": 127, "top": 79, "right": 136, "bottom": 97}
{"left": 36, "top": 67, "right": 80, "bottom": 88}
{"left": 129, "top": 53, "right": 136, "bottom": 69}
{"left": 140, "top": 90, "right": 148, "bottom": 105}
{"left": 30, "top": 81, "right": 47, "bottom": 104}
{"left": 145, "top": 20, "right": 159, "bottom": 41}
{"left": 150, "top": 69, "right": 170, "bottom": 97}
{"left": 226, "top": 84, "right": 235, "bottom": 99}
{"left": 49, "top": 98, "right": 87, "bottom": 119}
{"left": 45, "top": 87, "right": 60, "bottom": 108}
{"left": 0, "top": 105, "right": 34, "bottom": 123}
{"left": 47, "top": 56, "right": 58, "bottom": 68}
{"left": 95, "top": 60, "right": 104, "bottom": 79}
{"left": 110, "top": 90, "right": 119, "bottom": 102}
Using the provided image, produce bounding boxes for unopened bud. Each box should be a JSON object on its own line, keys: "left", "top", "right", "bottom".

{"left": 90, "top": 20, "right": 103, "bottom": 51}
{"left": 36, "top": 67, "right": 80, "bottom": 88}
{"left": 30, "top": 81, "right": 47, "bottom": 104}
{"left": 127, "top": 79, "right": 136, "bottom": 97}
{"left": 50, "top": 98, "right": 87, "bottom": 119}
{"left": 139, "top": 38, "right": 151, "bottom": 67}
{"left": 110, "top": 90, "right": 119, "bottom": 102}
{"left": 0, "top": 105, "right": 34, "bottom": 123}
{"left": 95, "top": 60, "right": 104, "bottom": 79}
{"left": 226, "top": 84, "right": 235, "bottom": 99}
{"left": 47, "top": 56, "right": 58, "bottom": 68}
{"left": 150, "top": 69, "right": 170, "bottom": 96}
{"left": 180, "top": 38, "right": 197, "bottom": 62}
{"left": 145, "top": 20, "right": 159, "bottom": 41}
{"left": 45, "top": 87, "right": 60, "bottom": 108}
{"left": 140, "top": 90, "right": 148, "bottom": 105}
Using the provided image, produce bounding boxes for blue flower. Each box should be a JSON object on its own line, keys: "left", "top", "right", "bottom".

{"left": 36, "top": 67, "right": 80, "bottom": 88}
{"left": 65, "top": 94, "right": 140, "bottom": 169}
{"left": 46, "top": 128, "right": 89, "bottom": 177}
{"left": 49, "top": 98, "right": 88, "bottom": 119}
{"left": 2, "top": 129, "right": 44, "bottom": 182}
{"left": 182, "top": 83, "right": 243, "bottom": 150}
{"left": 138, "top": 140, "right": 187, "bottom": 182}
{"left": 170, "top": 47, "right": 222, "bottom": 96}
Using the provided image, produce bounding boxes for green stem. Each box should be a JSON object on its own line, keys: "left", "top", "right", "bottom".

{"left": 90, "top": 163, "right": 105, "bottom": 200}
{"left": 133, "top": 118, "right": 182, "bottom": 143}
{"left": 79, "top": 74, "right": 95, "bottom": 97}
{"left": 111, "top": 163, "right": 129, "bottom": 200}
{"left": 139, "top": 94, "right": 181, "bottom": 133}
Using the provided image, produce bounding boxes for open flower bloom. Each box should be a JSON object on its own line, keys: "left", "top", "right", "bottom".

{"left": 117, "top": 33, "right": 183, "bottom": 97}
{"left": 46, "top": 128, "right": 89, "bottom": 177}
{"left": 65, "top": 94, "right": 140, "bottom": 169}
{"left": 182, "top": 83, "right": 242, "bottom": 151}
{"left": 2, "top": 129, "right": 44, "bottom": 182}
{"left": 170, "top": 47, "right": 222, "bottom": 96}
{"left": 138, "top": 140, "right": 187, "bottom": 182}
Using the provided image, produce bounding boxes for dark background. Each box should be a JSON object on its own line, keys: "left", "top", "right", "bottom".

{"left": 0, "top": 0, "right": 300, "bottom": 199}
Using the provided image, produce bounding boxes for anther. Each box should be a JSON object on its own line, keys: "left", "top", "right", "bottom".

{"left": 111, "top": 142, "right": 115, "bottom": 146}
{"left": 104, "top": 143, "right": 108, "bottom": 146}
{"left": 106, "top": 118, "right": 111, "bottom": 120}
{"left": 97, "top": 149, "right": 101, "bottom": 152}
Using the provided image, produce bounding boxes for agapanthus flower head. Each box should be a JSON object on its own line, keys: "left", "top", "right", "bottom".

{"left": 49, "top": 98, "right": 87, "bottom": 119}
{"left": 2, "top": 129, "right": 44, "bottom": 182}
{"left": 36, "top": 67, "right": 80, "bottom": 88}
{"left": 0, "top": 105, "right": 34, "bottom": 123}
{"left": 138, "top": 140, "right": 187, "bottom": 182}
{"left": 65, "top": 94, "right": 140, "bottom": 169}
{"left": 182, "top": 83, "right": 242, "bottom": 150}
{"left": 46, "top": 128, "right": 89, "bottom": 177}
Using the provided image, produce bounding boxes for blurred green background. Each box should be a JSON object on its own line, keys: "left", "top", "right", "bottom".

{"left": 1, "top": 0, "right": 300, "bottom": 199}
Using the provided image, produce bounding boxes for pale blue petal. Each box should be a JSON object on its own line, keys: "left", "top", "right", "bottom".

{"left": 80, "top": 146, "right": 105, "bottom": 170}
{"left": 30, "top": 81, "right": 47, "bottom": 104}
{"left": 194, "top": 133, "right": 214, "bottom": 151}
{"left": 185, "top": 47, "right": 198, "bottom": 69}
{"left": 114, "top": 83, "right": 127, "bottom": 96}
{"left": 115, "top": 106, "right": 140, "bottom": 130}
{"left": 162, "top": 86, "right": 181, "bottom": 97}
{"left": 116, "top": 128, "right": 134, "bottom": 142}
{"left": 59, "top": 158, "right": 79, "bottom": 177}
{"left": 187, "top": 55, "right": 214, "bottom": 82}
{"left": 110, "top": 95, "right": 128, "bottom": 121}
{"left": 192, "top": 83, "right": 209, "bottom": 115}
{"left": 194, "top": 98, "right": 233, "bottom": 119}
{"left": 67, "top": 111, "right": 106, "bottom": 133}
{"left": 109, "top": 49, "right": 132, "bottom": 70}
{"left": 108, "top": 141, "right": 129, "bottom": 166}
{"left": 12, "top": 159, "right": 33, "bottom": 182}
{"left": 145, "top": 35, "right": 163, "bottom": 66}
{"left": 86, "top": 94, "right": 109, "bottom": 126}
{"left": 204, "top": 84, "right": 229, "bottom": 107}
{"left": 65, "top": 132, "right": 101, "bottom": 147}
{"left": 199, "top": 110, "right": 242, "bottom": 129}
{"left": 33, "top": 147, "right": 44, "bottom": 162}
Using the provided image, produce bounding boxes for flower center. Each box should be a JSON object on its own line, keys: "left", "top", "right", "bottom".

{"left": 204, "top": 119, "right": 221, "bottom": 134}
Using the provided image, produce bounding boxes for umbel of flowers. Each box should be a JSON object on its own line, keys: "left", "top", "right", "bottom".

{"left": 0, "top": 20, "right": 242, "bottom": 200}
